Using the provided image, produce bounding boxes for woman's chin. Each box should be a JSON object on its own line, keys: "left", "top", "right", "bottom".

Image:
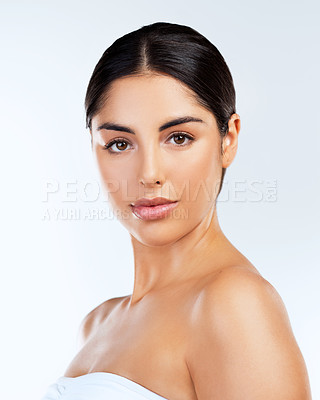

{"left": 128, "top": 223, "right": 187, "bottom": 247}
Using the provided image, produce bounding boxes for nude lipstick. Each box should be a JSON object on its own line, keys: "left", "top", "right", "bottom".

{"left": 130, "top": 197, "right": 178, "bottom": 221}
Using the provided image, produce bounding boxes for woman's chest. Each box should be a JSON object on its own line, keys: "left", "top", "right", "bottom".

{"left": 65, "top": 297, "right": 198, "bottom": 399}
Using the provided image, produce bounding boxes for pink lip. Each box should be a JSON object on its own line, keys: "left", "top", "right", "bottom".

{"left": 131, "top": 196, "right": 177, "bottom": 207}
{"left": 131, "top": 201, "right": 179, "bottom": 221}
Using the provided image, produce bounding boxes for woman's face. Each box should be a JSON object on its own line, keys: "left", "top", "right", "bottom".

{"left": 90, "top": 73, "right": 227, "bottom": 246}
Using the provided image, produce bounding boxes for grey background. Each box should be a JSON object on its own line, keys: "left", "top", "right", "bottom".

{"left": 0, "top": 1, "right": 319, "bottom": 399}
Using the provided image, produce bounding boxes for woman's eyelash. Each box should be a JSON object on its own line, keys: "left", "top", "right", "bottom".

{"left": 168, "top": 132, "right": 194, "bottom": 146}
{"left": 103, "top": 132, "right": 194, "bottom": 153}
{"left": 103, "top": 138, "right": 131, "bottom": 152}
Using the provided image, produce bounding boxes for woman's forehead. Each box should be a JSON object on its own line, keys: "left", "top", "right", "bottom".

{"left": 107, "top": 74, "right": 197, "bottom": 105}
{"left": 93, "top": 74, "right": 216, "bottom": 128}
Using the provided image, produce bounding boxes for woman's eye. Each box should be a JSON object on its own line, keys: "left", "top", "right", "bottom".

{"left": 104, "top": 139, "right": 132, "bottom": 153}
{"left": 168, "top": 133, "right": 194, "bottom": 146}
{"left": 103, "top": 133, "right": 194, "bottom": 154}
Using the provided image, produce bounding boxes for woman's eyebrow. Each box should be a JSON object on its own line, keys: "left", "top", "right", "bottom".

{"left": 97, "top": 116, "right": 205, "bottom": 134}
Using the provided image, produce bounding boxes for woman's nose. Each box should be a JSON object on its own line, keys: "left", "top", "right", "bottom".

{"left": 138, "top": 146, "right": 164, "bottom": 187}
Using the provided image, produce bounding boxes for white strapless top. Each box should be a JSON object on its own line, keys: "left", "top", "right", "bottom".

{"left": 41, "top": 372, "right": 169, "bottom": 400}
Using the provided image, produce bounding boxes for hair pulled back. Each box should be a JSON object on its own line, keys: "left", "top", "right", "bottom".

{"left": 85, "top": 22, "right": 237, "bottom": 195}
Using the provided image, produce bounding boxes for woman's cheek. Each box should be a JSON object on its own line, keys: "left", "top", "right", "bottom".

{"left": 188, "top": 155, "right": 221, "bottom": 205}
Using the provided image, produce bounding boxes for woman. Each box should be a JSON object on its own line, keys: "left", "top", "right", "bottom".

{"left": 41, "top": 22, "right": 312, "bottom": 400}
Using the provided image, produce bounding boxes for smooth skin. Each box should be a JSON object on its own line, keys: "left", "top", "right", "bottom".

{"left": 64, "top": 73, "right": 312, "bottom": 399}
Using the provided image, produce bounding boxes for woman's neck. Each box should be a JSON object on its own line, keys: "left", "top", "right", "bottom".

{"left": 129, "top": 205, "right": 228, "bottom": 305}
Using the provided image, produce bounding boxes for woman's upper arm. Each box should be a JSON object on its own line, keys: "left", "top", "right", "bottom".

{"left": 186, "top": 268, "right": 312, "bottom": 400}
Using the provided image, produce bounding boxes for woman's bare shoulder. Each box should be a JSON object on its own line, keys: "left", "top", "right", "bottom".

{"left": 186, "top": 266, "right": 312, "bottom": 399}
{"left": 78, "top": 295, "right": 129, "bottom": 347}
{"left": 204, "top": 264, "right": 274, "bottom": 300}
{"left": 192, "top": 265, "right": 292, "bottom": 341}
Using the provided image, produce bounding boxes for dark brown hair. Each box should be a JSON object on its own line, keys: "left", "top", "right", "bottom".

{"left": 85, "top": 22, "right": 237, "bottom": 196}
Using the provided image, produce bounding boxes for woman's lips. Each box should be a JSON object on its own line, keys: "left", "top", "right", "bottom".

{"left": 131, "top": 201, "right": 178, "bottom": 220}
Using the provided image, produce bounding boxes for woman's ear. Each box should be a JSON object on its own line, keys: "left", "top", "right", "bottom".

{"left": 89, "top": 129, "right": 93, "bottom": 149}
{"left": 222, "top": 113, "right": 241, "bottom": 168}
